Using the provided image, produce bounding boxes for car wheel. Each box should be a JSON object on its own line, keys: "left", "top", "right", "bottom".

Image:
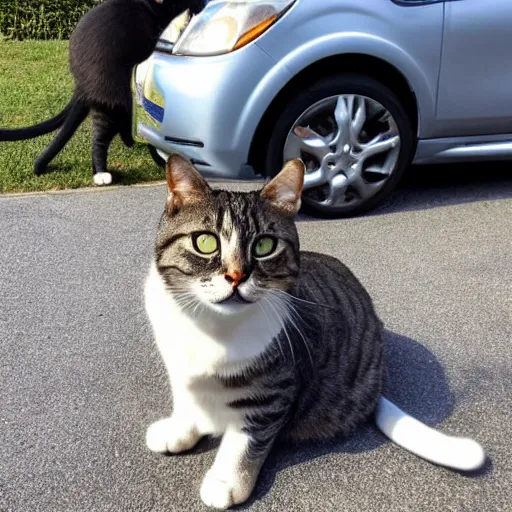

{"left": 264, "top": 73, "right": 415, "bottom": 217}
{"left": 148, "top": 145, "right": 167, "bottom": 168}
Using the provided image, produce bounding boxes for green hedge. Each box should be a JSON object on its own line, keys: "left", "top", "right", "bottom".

{"left": 0, "top": 0, "right": 101, "bottom": 40}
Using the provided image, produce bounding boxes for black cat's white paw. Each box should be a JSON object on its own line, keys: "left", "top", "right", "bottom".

{"left": 93, "top": 172, "right": 112, "bottom": 186}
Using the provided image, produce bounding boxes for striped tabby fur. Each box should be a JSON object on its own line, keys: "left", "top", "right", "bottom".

{"left": 144, "top": 155, "right": 484, "bottom": 510}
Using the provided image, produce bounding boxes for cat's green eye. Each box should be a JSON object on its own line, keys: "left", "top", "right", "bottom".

{"left": 193, "top": 233, "right": 218, "bottom": 255}
{"left": 254, "top": 237, "right": 277, "bottom": 258}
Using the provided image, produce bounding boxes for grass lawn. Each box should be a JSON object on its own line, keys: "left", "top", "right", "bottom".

{"left": 0, "top": 40, "right": 164, "bottom": 194}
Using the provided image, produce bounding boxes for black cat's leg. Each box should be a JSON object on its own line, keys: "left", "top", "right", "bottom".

{"left": 118, "top": 102, "right": 135, "bottom": 148}
{"left": 91, "top": 108, "right": 118, "bottom": 185}
{"left": 116, "top": 85, "right": 135, "bottom": 148}
{"left": 34, "top": 100, "right": 89, "bottom": 175}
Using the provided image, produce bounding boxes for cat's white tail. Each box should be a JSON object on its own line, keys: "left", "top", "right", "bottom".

{"left": 375, "top": 397, "right": 486, "bottom": 472}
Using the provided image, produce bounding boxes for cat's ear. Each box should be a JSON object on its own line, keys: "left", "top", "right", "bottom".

{"left": 260, "top": 159, "right": 305, "bottom": 216}
{"left": 166, "top": 155, "right": 211, "bottom": 214}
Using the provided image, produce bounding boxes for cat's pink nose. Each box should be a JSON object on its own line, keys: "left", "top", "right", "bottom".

{"left": 225, "top": 271, "right": 245, "bottom": 287}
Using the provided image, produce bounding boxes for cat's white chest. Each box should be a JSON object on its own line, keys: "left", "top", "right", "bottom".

{"left": 144, "top": 265, "right": 279, "bottom": 372}
{"left": 144, "top": 264, "right": 282, "bottom": 434}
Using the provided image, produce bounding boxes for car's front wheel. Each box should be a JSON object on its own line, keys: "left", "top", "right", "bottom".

{"left": 264, "top": 73, "right": 415, "bottom": 217}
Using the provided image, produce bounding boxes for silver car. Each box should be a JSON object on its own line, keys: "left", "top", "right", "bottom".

{"left": 133, "top": 0, "right": 512, "bottom": 217}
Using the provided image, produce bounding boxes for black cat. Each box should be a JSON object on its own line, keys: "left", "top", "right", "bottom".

{"left": 0, "top": 0, "right": 204, "bottom": 185}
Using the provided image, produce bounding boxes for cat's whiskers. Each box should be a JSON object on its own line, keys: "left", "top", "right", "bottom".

{"left": 165, "top": 284, "right": 194, "bottom": 295}
{"left": 271, "top": 289, "right": 332, "bottom": 310}
{"left": 177, "top": 298, "right": 197, "bottom": 312}
{"left": 192, "top": 299, "right": 204, "bottom": 316}
{"left": 284, "top": 304, "right": 315, "bottom": 370}
{"left": 263, "top": 295, "right": 297, "bottom": 367}
{"left": 268, "top": 291, "right": 315, "bottom": 370}
{"left": 172, "top": 290, "right": 202, "bottom": 314}
{"left": 258, "top": 300, "right": 286, "bottom": 361}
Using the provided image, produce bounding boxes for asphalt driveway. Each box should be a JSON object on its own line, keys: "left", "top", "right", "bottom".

{"left": 1, "top": 165, "right": 511, "bottom": 511}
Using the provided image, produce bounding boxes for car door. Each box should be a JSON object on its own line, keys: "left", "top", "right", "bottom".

{"left": 435, "top": 0, "right": 512, "bottom": 137}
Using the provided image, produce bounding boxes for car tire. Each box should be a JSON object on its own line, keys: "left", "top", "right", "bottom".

{"left": 264, "top": 73, "right": 415, "bottom": 217}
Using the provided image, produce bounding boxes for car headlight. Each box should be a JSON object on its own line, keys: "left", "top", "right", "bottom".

{"left": 156, "top": 9, "right": 193, "bottom": 52}
{"left": 172, "top": 0, "right": 297, "bottom": 56}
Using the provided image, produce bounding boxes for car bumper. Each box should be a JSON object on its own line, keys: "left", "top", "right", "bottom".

{"left": 133, "top": 44, "right": 286, "bottom": 180}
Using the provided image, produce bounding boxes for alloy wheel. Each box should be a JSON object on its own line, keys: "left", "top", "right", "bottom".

{"left": 283, "top": 95, "right": 401, "bottom": 211}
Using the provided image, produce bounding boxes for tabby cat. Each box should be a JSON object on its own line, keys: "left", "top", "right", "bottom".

{"left": 144, "top": 155, "right": 485, "bottom": 509}
{"left": 0, "top": 0, "right": 203, "bottom": 185}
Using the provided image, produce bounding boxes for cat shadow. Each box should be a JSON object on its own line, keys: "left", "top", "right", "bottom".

{"left": 38, "top": 163, "right": 75, "bottom": 175}
{"left": 34, "top": 160, "right": 163, "bottom": 186}
{"left": 109, "top": 167, "right": 164, "bottom": 186}
{"left": 235, "top": 330, "right": 461, "bottom": 509}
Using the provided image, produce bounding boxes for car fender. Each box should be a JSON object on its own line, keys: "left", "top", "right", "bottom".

{"left": 235, "top": 35, "right": 435, "bottom": 152}
{"left": 235, "top": 0, "right": 443, "bottom": 149}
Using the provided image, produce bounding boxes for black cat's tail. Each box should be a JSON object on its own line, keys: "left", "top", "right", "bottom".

{"left": 34, "top": 100, "right": 89, "bottom": 175}
{"left": 0, "top": 99, "right": 74, "bottom": 141}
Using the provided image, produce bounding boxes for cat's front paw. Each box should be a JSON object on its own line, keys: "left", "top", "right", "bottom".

{"left": 146, "top": 417, "right": 200, "bottom": 454}
{"left": 200, "top": 469, "right": 253, "bottom": 510}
